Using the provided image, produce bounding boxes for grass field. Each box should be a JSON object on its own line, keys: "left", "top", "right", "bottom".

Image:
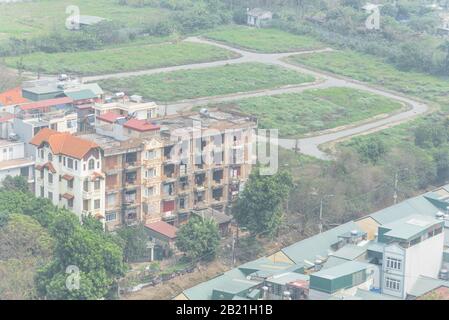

{"left": 204, "top": 25, "right": 325, "bottom": 53}
{"left": 216, "top": 87, "right": 403, "bottom": 137}
{"left": 5, "top": 42, "right": 240, "bottom": 75}
{"left": 0, "top": 0, "right": 168, "bottom": 40}
{"left": 99, "top": 63, "right": 315, "bottom": 103}
{"left": 287, "top": 50, "right": 449, "bottom": 106}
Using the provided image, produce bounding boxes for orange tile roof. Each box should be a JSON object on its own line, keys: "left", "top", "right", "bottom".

{"left": 124, "top": 119, "right": 160, "bottom": 132}
{"left": 62, "top": 174, "right": 74, "bottom": 181}
{"left": 30, "top": 128, "right": 99, "bottom": 160}
{"left": 62, "top": 193, "right": 74, "bottom": 200}
{"left": 0, "top": 87, "right": 28, "bottom": 106}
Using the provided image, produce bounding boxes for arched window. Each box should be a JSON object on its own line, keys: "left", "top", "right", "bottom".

{"left": 48, "top": 153, "right": 53, "bottom": 161}
{"left": 88, "top": 159, "right": 95, "bottom": 170}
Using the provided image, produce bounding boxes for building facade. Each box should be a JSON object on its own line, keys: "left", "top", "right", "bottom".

{"left": 31, "top": 128, "right": 105, "bottom": 221}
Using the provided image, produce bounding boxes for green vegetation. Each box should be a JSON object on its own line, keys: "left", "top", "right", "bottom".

{"left": 0, "top": 180, "right": 125, "bottom": 300}
{"left": 205, "top": 25, "right": 324, "bottom": 53}
{"left": 222, "top": 87, "right": 403, "bottom": 137}
{"left": 175, "top": 216, "right": 220, "bottom": 262}
{"left": 117, "top": 224, "right": 149, "bottom": 263}
{"left": 0, "top": 0, "right": 169, "bottom": 40}
{"left": 287, "top": 50, "right": 449, "bottom": 106}
{"left": 5, "top": 42, "right": 239, "bottom": 75}
{"left": 99, "top": 63, "right": 315, "bottom": 102}
{"left": 232, "top": 169, "right": 293, "bottom": 237}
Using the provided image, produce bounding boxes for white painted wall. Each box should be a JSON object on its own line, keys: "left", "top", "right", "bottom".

{"left": 404, "top": 232, "right": 444, "bottom": 295}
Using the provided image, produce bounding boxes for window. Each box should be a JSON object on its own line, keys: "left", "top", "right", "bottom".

{"left": 385, "top": 277, "right": 401, "bottom": 291}
{"left": 179, "top": 197, "right": 187, "bottom": 209}
{"left": 40, "top": 170, "right": 44, "bottom": 179}
{"left": 67, "top": 158, "right": 74, "bottom": 169}
{"left": 48, "top": 173, "right": 53, "bottom": 184}
{"left": 386, "top": 257, "right": 402, "bottom": 270}
{"left": 106, "top": 212, "right": 117, "bottom": 222}
{"left": 107, "top": 193, "right": 116, "bottom": 207}
{"left": 50, "top": 123, "right": 57, "bottom": 131}
{"left": 83, "top": 200, "right": 89, "bottom": 211}
{"left": 147, "top": 150, "right": 156, "bottom": 160}
{"left": 63, "top": 157, "right": 66, "bottom": 166}
{"left": 97, "top": 161, "right": 100, "bottom": 169}
{"left": 94, "top": 199, "right": 101, "bottom": 210}
{"left": 48, "top": 192, "right": 53, "bottom": 201}
{"left": 145, "top": 187, "right": 154, "bottom": 197}
{"left": 83, "top": 180, "right": 89, "bottom": 192}
{"left": 40, "top": 149, "right": 44, "bottom": 159}
{"left": 88, "top": 159, "right": 95, "bottom": 170}
{"left": 67, "top": 179, "right": 73, "bottom": 189}
{"left": 68, "top": 198, "right": 74, "bottom": 208}
{"left": 146, "top": 168, "right": 156, "bottom": 178}
{"left": 75, "top": 161, "right": 78, "bottom": 170}
{"left": 94, "top": 180, "right": 101, "bottom": 190}
{"left": 59, "top": 156, "right": 62, "bottom": 163}
{"left": 48, "top": 153, "right": 53, "bottom": 161}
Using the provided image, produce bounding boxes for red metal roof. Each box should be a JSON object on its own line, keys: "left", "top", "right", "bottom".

{"left": 20, "top": 97, "right": 73, "bottom": 111}
{"left": 96, "top": 112, "right": 124, "bottom": 123}
{"left": 123, "top": 118, "right": 160, "bottom": 132}
{"left": 145, "top": 221, "right": 178, "bottom": 239}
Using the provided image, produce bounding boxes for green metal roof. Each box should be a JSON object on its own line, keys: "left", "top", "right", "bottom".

{"left": 381, "top": 214, "right": 441, "bottom": 241}
{"left": 331, "top": 244, "right": 367, "bottom": 261}
{"left": 354, "top": 289, "right": 400, "bottom": 300}
{"left": 266, "top": 272, "right": 309, "bottom": 286}
{"left": 311, "top": 261, "right": 370, "bottom": 280}
{"left": 64, "top": 89, "right": 96, "bottom": 101}
{"left": 408, "top": 276, "right": 449, "bottom": 298}
{"left": 238, "top": 257, "right": 298, "bottom": 276}
{"left": 281, "top": 221, "right": 362, "bottom": 265}
{"left": 321, "top": 256, "right": 350, "bottom": 269}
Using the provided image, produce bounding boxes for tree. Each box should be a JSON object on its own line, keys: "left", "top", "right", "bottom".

{"left": 232, "top": 169, "right": 293, "bottom": 237}
{"left": 175, "top": 215, "right": 220, "bottom": 261}
{"left": 116, "top": 223, "right": 149, "bottom": 262}
{"left": 1, "top": 175, "right": 29, "bottom": 193}
{"left": 35, "top": 212, "right": 125, "bottom": 300}
{"left": 351, "top": 136, "right": 387, "bottom": 164}
{"left": 0, "top": 214, "right": 54, "bottom": 300}
{"left": 438, "top": 40, "right": 449, "bottom": 74}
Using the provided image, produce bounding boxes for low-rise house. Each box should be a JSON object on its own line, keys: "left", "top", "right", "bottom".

{"left": 145, "top": 220, "right": 178, "bottom": 261}
{"left": 31, "top": 128, "right": 105, "bottom": 221}
{"left": 247, "top": 8, "right": 273, "bottom": 27}
{"left": 0, "top": 138, "right": 34, "bottom": 185}
{"left": 0, "top": 87, "right": 28, "bottom": 113}
{"left": 13, "top": 97, "right": 77, "bottom": 157}
{"left": 180, "top": 184, "right": 449, "bottom": 300}
{"left": 192, "top": 208, "right": 232, "bottom": 236}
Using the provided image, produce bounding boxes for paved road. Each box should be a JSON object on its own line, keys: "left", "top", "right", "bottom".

{"left": 82, "top": 36, "right": 429, "bottom": 159}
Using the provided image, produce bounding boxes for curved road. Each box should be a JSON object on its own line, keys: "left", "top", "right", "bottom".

{"left": 83, "top": 36, "right": 429, "bottom": 160}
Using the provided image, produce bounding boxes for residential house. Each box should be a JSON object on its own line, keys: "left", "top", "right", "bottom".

{"left": 180, "top": 184, "right": 449, "bottom": 300}
{"left": 247, "top": 8, "right": 273, "bottom": 27}
{"left": 31, "top": 128, "right": 105, "bottom": 221}
{"left": 0, "top": 138, "right": 34, "bottom": 185}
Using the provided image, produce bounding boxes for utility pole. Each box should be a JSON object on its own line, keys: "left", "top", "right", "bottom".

{"left": 319, "top": 198, "right": 324, "bottom": 234}
{"left": 393, "top": 168, "right": 408, "bottom": 205}
{"left": 393, "top": 172, "right": 398, "bottom": 205}
{"left": 231, "top": 230, "right": 236, "bottom": 267}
